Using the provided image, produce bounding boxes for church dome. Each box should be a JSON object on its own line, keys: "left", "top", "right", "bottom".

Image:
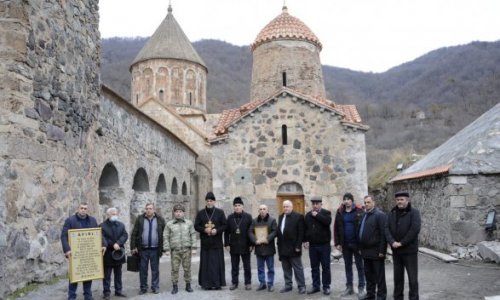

{"left": 251, "top": 6, "right": 322, "bottom": 51}
{"left": 130, "top": 5, "right": 206, "bottom": 69}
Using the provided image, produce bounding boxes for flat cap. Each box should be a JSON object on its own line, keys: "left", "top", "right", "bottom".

{"left": 310, "top": 196, "right": 322, "bottom": 202}
{"left": 395, "top": 191, "right": 410, "bottom": 198}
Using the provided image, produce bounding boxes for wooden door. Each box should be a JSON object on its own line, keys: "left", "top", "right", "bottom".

{"left": 276, "top": 195, "right": 305, "bottom": 215}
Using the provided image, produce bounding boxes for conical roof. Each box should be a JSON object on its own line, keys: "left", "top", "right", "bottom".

{"left": 252, "top": 6, "right": 322, "bottom": 51}
{"left": 131, "top": 5, "right": 206, "bottom": 69}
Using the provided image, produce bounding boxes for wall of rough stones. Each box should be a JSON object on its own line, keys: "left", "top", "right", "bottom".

{"left": 212, "top": 93, "right": 367, "bottom": 216}
{"left": 388, "top": 174, "right": 500, "bottom": 251}
{"left": 251, "top": 40, "right": 326, "bottom": 101}
{"left": 0, "top": 1, "right": 197, "bottom": 297}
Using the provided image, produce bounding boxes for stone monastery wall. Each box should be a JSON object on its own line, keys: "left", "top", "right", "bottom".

{"left": 0, "top": 1, "right": 196, "bottom": 297}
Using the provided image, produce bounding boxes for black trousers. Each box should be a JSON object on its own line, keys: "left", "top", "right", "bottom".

{"left": 231, "top": 253, "right": 251, "bottom": 285}
{"left": 363, "top": 258, "right": 386, "bottom": 300}
{"left": 393, "top": 253, "right": 419, "bottom": 300}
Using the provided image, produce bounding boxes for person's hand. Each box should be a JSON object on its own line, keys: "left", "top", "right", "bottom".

{"left": 335, "top": 245, "right": 342, "bottom": 251}
{"left": 65, "top": 251, "right": 71, "bottom": 259}
{"left": 303, "top": 242, "right": 309, "bottom": 249}
{"left": 378, "top": 253, "right": 385, "bottom": 258}
{"left": 211, "top": 228, "right": 217, "bottom": 235}
{"left": 102, "top": 247, "right": 106, "bottom": 255}
{"left": 311, "top": 210, "right": 318, "bottom": 217}
{"left": 295, "top": 248, "right": 301, "bottom": 252}
{"left": 255, "top": 240, "right": 262, "bottom": 245}
{"left": 132, "top": 248, "right": 138, "bottom": 255}
{"left": 113, "top": 243, "right": 120, "bottom": 251}
{"left": 204, "top": 228, "right": 212, "bottom": 235}
{"left": 392, "top": 242, "right": 402, "bottom": 248}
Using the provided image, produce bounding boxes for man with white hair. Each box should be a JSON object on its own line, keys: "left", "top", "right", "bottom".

{"left": 277, "top": 200, "right": 306, "bottom": 294}
{"left": 100, "top": 207, "right": 128, "bottom": 299}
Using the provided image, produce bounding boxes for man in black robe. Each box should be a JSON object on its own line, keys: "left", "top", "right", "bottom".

{"left": 194, "top": 192, "right": 227, "bottom": 290}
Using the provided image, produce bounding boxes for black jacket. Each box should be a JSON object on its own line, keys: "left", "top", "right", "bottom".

{"left": 358, "top": 207, "right": 387, "bottom": 260}
{"left": 100, "top": 219, "right": 128, "bottom": 266}
{"left": 304, "top": 208, "right": 332, "bottom": 246}
{"left": 130, "top": 213, "right": 166, "bottom": 256}
{"left": 277, "top": 211, "right": 304, "bottom": 258}
{"left": 248, "top": 214, "right": 277, "bottom": 256}
{"left": 225, "top": 211, "right": 253, "bottom": 254}
{"left": 333, "top": 204, "right": 364, "bottom": 247}
{"left": 194, "top": 207, "right": 227, "bottom": 249}
{"left": 386, "top": 203, "right": 421, "bottom": 255}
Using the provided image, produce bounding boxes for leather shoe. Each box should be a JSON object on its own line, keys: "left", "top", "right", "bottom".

{"left": 115, "top": 292, "right": 127, "bottom": 297}
{"left": 323, "top": 287, "right": 331, "bottom": 295}
{"left": 102, "top": 294, "right": 110, "bottom": 300}
{"left": 229, "top": 284, "right": 238, "bottom": 290}
{"left": 138, "top": 290, "right": 147, "bottom": 295}
{"left": 268, "top": 286, "right": 274, "bottom": 292}
{"left": 280, "top": 287, "right": 292, "bottom": 293}
{"left": 152, "top": 289, "right": 159, "bottom": 294}
{"left": 245, "top": 284, "right": 252, "bottom": 291}
{"left": 307, "top": 287, "right": 320, "bottom": 294}
{"left": 256, "top": 284, "right": 267, "bottom": 291}
{"left": 298, "top": 287, "right": 306, "bottom": 294}
{"left": 186, "top": 283, "right": 193, "bottom": 293}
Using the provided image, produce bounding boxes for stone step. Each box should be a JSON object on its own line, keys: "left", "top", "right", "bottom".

{"left": 419, "top": 247, "right": 458, "bottom": 263}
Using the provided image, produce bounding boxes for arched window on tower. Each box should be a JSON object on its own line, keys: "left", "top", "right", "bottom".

{"left": 189, "top": 92, "right": 192, "bottom": 106}
{"left": 282, "top": 124, "right": 288, "bottom": 145}
{"left": 159, "top": 90, "right": 164, "bottom": 101}
{"left": 282, "top": 72, "right": 287, "bottom": 87}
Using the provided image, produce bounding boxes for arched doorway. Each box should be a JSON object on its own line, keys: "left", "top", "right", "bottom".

{"left": 276, "top": 182, "right": 305, "bottom": 215}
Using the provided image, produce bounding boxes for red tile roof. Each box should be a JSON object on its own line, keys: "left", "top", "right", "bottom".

{"left": 252, "top": 6, "right": 322, "bottom": 51}
{"left": 212, "top": 88, "right": 368, "bottom": 137}
{"left": 389, "top": 164, "right": 452, "bottom": 182}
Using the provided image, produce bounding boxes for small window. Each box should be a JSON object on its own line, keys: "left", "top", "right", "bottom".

{"left": 282, "top": 72, "right": 287, "bottom": 87}
{"left": 136, "top": 94, "right": 139, "bottom": 104}
{"left": 189, "top": 92, "right": 192, "bottom": 105}
{"left": 282, "top": 124, "right": 288, "bottom": 145}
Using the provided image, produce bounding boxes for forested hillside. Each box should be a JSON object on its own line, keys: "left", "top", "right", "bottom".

{"left": 100, "top": 38, "right": 500, "bottom": 185}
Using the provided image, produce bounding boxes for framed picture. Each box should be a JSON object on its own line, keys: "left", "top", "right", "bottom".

{"left": 254, "top": 225, "right": 269, "bottom": 244}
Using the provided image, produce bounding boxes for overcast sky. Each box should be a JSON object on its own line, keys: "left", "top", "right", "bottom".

{"left": 99, "top": 0, "right": 500, "bottom": 73}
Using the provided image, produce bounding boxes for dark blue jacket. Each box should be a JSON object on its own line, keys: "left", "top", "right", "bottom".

{"left": 61, "top": 213, "right": 100, "bottom": 253}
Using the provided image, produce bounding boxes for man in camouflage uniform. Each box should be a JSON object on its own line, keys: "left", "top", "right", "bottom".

{"left": 163, "top": 204, "right": 197, "bottom": 294}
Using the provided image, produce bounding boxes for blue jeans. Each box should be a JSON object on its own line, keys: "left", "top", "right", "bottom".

{"left": 309, "top": 244, "right": 331, "bottom": 289}
{"left": 256, "top": 255, "right": 274, "bottom": 286}
{"left": 103, "top": 265, "right": 123, "bottom": 294}
{"left": 139, "top": 248, "right": 160, "bottom": 292}
{"left": 343, "top": 243, "right": 365, "bottom": 288}
{"left": 68, "top": 280, "right": 92, "bottom": 300}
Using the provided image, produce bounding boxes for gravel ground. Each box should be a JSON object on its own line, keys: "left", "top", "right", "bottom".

{"left": 14, "top": 250, "right": 500, "bottom": 300}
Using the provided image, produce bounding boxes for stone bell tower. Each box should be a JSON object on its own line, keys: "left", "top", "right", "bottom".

{"left": 250, "top": 6, "right": 326, "bottom": 101}
{"left": 130, "top": 4, "right": 208, "bottom": 125}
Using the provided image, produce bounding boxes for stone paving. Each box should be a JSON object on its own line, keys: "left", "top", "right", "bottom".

{"left": 15, "top": 250, "right": 500, "bottom": 300}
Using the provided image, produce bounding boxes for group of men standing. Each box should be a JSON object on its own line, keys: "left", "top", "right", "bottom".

{"left": 334, "top": 192, "right": 421, "bottom": 300}
{"left": 61, "top": 190, "right": 421, "bottom": 300}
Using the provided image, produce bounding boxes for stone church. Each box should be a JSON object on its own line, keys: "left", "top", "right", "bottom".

{"left": 0, "top": 1, "right": 367, "bottom": 296}
{"left": 131, "top": 5, "right": 369, "bottom": 215}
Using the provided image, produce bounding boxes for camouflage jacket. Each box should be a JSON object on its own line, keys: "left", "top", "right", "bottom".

{"left": 163, "top": 218, "right": 197, "bottom": 251}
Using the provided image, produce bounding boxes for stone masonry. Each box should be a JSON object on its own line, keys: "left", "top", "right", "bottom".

{"left": 388, "top": 174, "right": 500, "bottom": 252}
{"left": 212, "top": 93, "right": 368, "bottom": 215}
{"left": 0, "top": 1, "right": 197, "bottom": 297}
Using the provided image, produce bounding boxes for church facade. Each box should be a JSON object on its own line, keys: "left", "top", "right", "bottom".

{"left": 130, "top": 6, "right": 369, "bottom": 215}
